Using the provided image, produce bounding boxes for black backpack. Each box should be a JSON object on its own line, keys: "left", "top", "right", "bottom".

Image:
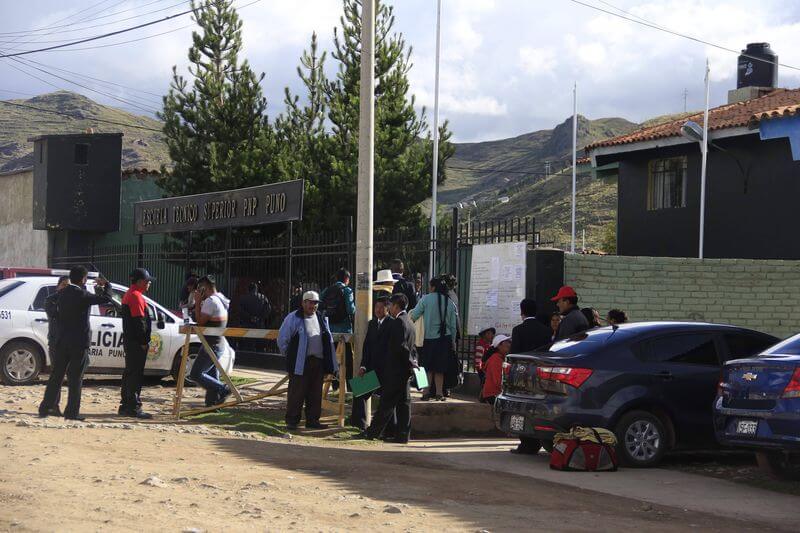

{"left": 321, "top": 284, "right": 348, "bottom": 324}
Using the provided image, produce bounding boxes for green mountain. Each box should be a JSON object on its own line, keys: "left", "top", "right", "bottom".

{"left": 0, "top": 91, "right": 170, "bottom": 172}
{"left": 442, "top": 113, "right": 693, "bottom": 251}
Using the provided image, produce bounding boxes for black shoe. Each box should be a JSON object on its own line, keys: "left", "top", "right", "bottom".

{"left": 352, "top": 432, "right": 375, "bottom": 440}
{"left": 38, "top": 407, "right": 62, "bottom": 418}
{"left": 286, "top": 422, "right": 299, "bottom": 430}
{"left": 420, "top": 394, "right": 432, "bottom": 402}
{"left": 389, "top": 436, "right": 409, "bottom": 444}
{"left": 219, "top": 385, "right": 232, "bottom": 404}
{"left": 434, "top": 395, "right": 446, "bottom": 402}
{"left": 64, "top": 414, "right": 86, "bottom": 421}
{"left": 121, "top": 410, "right": 153, "bottom": 420}
{"left": 305, "top": 421, "right": 328, "bottom": 430}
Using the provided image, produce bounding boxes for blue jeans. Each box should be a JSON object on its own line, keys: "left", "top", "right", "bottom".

{"left": 190, "top": 343, "right": 227, "bottom": 406}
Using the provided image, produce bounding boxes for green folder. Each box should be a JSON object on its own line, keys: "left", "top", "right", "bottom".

{"left": 413, "top": 367, "right": 429, "bottom": 390}
{"left": 349, "top": 370, "right": 380, "bottom": 398}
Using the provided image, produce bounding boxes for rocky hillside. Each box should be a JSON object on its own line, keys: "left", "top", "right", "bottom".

{"left": 0, "top": 91, "right": 170, "bottom": 172}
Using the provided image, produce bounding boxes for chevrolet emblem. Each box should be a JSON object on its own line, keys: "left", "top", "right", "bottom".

{"left": 742, "top": 372, "right": 758, "bottom": 382}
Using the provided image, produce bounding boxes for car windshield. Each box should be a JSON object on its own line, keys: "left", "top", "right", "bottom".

{"left": 761, "top": 334, "right": 800, "bottom": 356}
{"left": 545, "top": 328, "right": 621, "bottom": 355}
{"left": 0, "top": 280, "right": 24, "bottom": 300}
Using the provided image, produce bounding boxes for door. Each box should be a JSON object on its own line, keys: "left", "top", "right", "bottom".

{"left": 28, "top": 284, "right": 56, "bottom": 356}
{"left": 87, "top": 297, "right": 125, "bottom": 370}
{"left": 638, "top": 332, "right": 722, "bottom": 446}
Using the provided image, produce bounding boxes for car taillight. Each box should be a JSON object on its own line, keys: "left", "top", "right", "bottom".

{"left": 536, "top": 366, "right": 593, "bottom": 388}
{"left": 782, "top": 367, "right": 800, "bottom": 398}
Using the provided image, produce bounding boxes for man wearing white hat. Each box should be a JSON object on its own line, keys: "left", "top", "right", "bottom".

{"left": 480, "top": 334, "right": 512, "bottom": 404}
{"left": 278, "top": 290, "right": 339, "bottom": 430}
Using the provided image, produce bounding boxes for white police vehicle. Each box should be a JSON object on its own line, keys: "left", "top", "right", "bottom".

{"left": 0, "top": 276, "right": 203, "bottom": 385}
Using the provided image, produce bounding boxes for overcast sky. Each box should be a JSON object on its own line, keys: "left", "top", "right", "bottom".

{"left": 1, "top": 0, "right": 799, "bottom": 142}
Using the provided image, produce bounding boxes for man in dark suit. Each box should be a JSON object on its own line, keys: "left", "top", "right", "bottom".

{"left": 38, "top": 276, "right": 70, "bottom": 417}
{"left": 39, "top": 266, "right": 111, "bottom": 421}
{"left": 391, "top": 259, "right": 417, "bottom": 311}
{"left": 510, "top": 298, "right": 552, "bottom": 354}
{"left": 360, "top": 293, "right": 417, "bottom": 443}
{"left": 350, "top": 297, "right": 393, "bottom": 431}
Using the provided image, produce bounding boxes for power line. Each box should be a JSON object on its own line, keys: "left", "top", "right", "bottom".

{"left": 0, "top": 0, "right": 188, "bottom": 47}
{"left": 0, "top": 99, "right": 163, "bottom": 132}
{"left": 568, "top": 0, "right": 800, "bottom": 72}
{"left": 0, "top": 6, "right": 196, "bottom": 57}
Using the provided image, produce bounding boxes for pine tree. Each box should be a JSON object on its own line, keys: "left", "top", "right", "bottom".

{"left": 159, "top": 0, "right": 276, "bottom": 196}
{"left": 275, "top": 33, "right": 332, "bottom": 232}
{"left": 324, "top": 0, "right": 454, "bottom": 231}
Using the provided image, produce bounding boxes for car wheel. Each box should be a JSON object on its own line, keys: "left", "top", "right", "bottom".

{"left": 541, "top": 439, "right": 554, "bottom": 453}
{"left": 170, "top": 345, "right": 199, "bottom": 385}
{"left": 755, "top": 451, "right": 800, "bottom": 481}
{"left": 615, "top": 410, "right": 668, "bottom": 468}
{"left": 0, "top": 341, "right": 43, "bottom": 385}
{"left": 511, "top": 437, "right": 541, "bottom": 455}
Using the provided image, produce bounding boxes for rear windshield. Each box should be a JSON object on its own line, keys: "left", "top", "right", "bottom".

{"left": 761, "top": 334, "right": 800, "bottom": 356}
{"left": 545, "top": 328, "right": 621, "bottom": 355}
{"left": 0, "top": 280, "right": 24, "bottom": 300}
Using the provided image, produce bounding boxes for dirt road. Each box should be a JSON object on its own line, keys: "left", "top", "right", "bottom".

{"left": 0, "top": 377, "right": 789, "bottom": 532}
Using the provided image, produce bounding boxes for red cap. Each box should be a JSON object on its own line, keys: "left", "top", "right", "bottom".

{"left": 551, "top": 285, "right": 577, "bottom": 302}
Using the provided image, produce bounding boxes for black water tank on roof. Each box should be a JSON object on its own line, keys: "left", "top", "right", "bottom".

{"left": 737, "top": 42, "right": 778, "bottom": 89}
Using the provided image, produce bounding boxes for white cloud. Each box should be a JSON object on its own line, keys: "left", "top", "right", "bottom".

{"left": 519, "top": 46, "right": 557, "bottom": 76}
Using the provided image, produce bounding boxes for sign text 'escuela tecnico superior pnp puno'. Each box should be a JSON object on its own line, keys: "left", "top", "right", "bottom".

{"left": 134, "top": 179, "right": 304, "bottom": 234}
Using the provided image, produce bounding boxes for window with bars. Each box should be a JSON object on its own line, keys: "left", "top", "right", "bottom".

{"left": 647, "top": 157, "right": 687, "bottom": 210}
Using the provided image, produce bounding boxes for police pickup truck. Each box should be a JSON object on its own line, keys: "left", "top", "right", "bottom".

{"left": 0, "top": 276, "right": 202, "bottom": 385}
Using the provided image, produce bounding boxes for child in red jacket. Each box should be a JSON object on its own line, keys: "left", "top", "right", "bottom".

{"left": 474, "top": 327, "right": 496, "bottom": 387}
{"left": 481, "top": 334, "right": 511, "bottom": 404}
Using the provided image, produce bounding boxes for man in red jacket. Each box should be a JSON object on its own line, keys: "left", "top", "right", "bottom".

{"left": 119, "top": 268, "right": 155, "bottom": 419}
{"left": 481, "top": 334, "right": 511, "bottom": 404}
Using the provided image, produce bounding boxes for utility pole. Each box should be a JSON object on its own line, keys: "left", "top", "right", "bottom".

{"left": 354, "top": 0, "right": 375, "bottom": 371}
{"left": 570, "top": 82, "right": 577, "bottom": 254}
{"left": 428, "top": 0, "right": 442, "bottom": 279}
{"left": 544, "top": 161, "right": 551, "bottom": 178}
{"left": 698, "top": 60, "right": 710, "bottom": 259}
{"left": 683, "top": 88, "right": 688, "bottom": 113}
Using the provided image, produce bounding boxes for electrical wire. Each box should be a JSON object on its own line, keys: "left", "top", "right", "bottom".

{"left": 568, "top": 0, "right": 800, "bottom": 72}
{"left": 0, "top": 6, "right": 196, "bottom": 57}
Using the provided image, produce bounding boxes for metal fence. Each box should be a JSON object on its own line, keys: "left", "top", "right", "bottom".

{"left": 51, "top": 210, "right": 540, "bottom": 373}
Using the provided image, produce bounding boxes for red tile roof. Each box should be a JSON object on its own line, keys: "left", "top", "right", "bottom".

{"left": 586, "top": 88, "right": 800, "bottom": 152}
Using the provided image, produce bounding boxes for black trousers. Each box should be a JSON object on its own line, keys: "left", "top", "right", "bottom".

{"left": 47, "top": 342, "right": 62, "bottom": 409}
{"left": 366, "top": 375, "right": 410, "bottom": 439}
{"left": 351, "top": 389, "right": 397, "bottom": 434}
{"left": 285, "top": 356, "right": 324, "bottom": 426}
{"left": 120, "top": 342, "right": 147, "bottom": 411}
{"left": 40, "top": 347, "right": 89, "bottom": 418}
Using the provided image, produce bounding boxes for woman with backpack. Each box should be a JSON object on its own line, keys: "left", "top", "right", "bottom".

{"left": 409, "top": 277, "right": 458, "bottom": 401}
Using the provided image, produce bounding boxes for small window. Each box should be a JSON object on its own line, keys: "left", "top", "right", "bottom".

{"left": 74, "top": 143, "right": 89, "bottom": 165}
{"left": 647, "top": 156, "right": 687, "bottom": 210}
{"left": 723, "top": 333, "right": 775, "bottom": 361}
{"left": 0, "top": 280, "right": 25, "bottom": 300}
{"left": 640, "top": 333, "right": 719, "bottom": 366}
{"left": 31, "top": 285, "right": 57, "bottom": 312}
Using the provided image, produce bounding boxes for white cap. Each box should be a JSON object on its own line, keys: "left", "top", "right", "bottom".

{"left": 492, "top": 334, "right": 512, "bottom": 348}
{"left": 302, "top": 290, "right": 320, "bottom": 302}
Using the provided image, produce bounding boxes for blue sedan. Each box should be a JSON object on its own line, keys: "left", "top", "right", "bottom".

{"left": 715, "top": 333, "right": 800, "bottom": 480}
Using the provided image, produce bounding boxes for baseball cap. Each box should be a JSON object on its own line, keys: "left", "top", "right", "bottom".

{"left": 551, "top": 285, "right": 577, "bottom": 302}
{"left": 492, "top": 334, "right": 512, "bottom": 348}
{"left": 478, "top": 326, "right": 496, "bottom": 336}
{"left": 303, "top": 290, "right": 321, "bottom": 302}
{"left": 131, "top": 268, "right": 155, "bottom": 282}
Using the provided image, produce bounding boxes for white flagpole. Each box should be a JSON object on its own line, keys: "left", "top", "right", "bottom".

{"left": 571, "top": 82, "right": 577, "bottom": 254}
{"left": 699, "top": 59, "right": 710, "bottom": 259}
{"left": 429, "top": 0, "right": 442, "bottom": 278}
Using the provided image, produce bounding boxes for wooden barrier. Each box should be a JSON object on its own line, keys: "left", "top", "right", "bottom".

{"left": 172, "top": 325, "right": 352, "bottom": 427}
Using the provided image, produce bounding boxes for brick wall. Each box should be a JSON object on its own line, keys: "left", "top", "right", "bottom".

{"left": 564, "top": 254, "right": 800, "bottom": 339}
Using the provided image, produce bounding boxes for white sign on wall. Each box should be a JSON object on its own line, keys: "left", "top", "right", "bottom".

{"left": 467, "top": 241, "right": 527, "bottom": 336}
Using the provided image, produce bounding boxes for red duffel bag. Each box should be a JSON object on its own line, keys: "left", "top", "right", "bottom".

{"left": 549, "top": 426, "right": 618, "bottom": 472}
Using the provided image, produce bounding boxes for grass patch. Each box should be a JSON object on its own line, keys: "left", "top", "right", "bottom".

{"left": 188, "top": 408, "right": 363, "bottom": 441}
{"left": 229, "top": 376, "right": 259, "bottom": 387}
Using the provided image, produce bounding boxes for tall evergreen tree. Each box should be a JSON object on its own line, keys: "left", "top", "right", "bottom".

{"left": 324, "top": 0, "right": 454, "bottom": 231}
{"left": 159, "top": 0, "right": 276, "bottom": 196}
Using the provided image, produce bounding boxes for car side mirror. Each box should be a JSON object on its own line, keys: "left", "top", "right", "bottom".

{"left": 157, "top": 320, "right": 166, "bottom": 330}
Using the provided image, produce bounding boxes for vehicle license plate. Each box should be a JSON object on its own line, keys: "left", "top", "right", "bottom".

{"left": 735, "top": 420, "right": 758, "bottom": 435}
{"left": 509, "top": 415, "right": 525, "bottom": 432}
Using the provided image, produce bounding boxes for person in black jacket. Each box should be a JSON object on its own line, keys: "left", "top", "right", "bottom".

{"left": 119, "top": 268, "right": 155, "bottom": 419}
{"left": 239, "top": 282, "right": 271, "bottom": 351}
{"left": 391, "top": 259, "right": 417, "bottom": 311}
{"left": 511, "top": 298, "right": 552, "bottom": 354}
{"left": 360, "top": 293, "right": 417, "bottom": 443}
{"left": 350, "top": 297, "right": 393, "bottom": 431}
{"left": 39, "top": 266, "right": 111, "bottom": 420}
{"left": 39, "top": 276, "right": 69, "bottom": 417}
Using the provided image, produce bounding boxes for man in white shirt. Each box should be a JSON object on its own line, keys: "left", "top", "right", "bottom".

{"left": 189, "top": 276, "right": 232, "bottom": 407}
